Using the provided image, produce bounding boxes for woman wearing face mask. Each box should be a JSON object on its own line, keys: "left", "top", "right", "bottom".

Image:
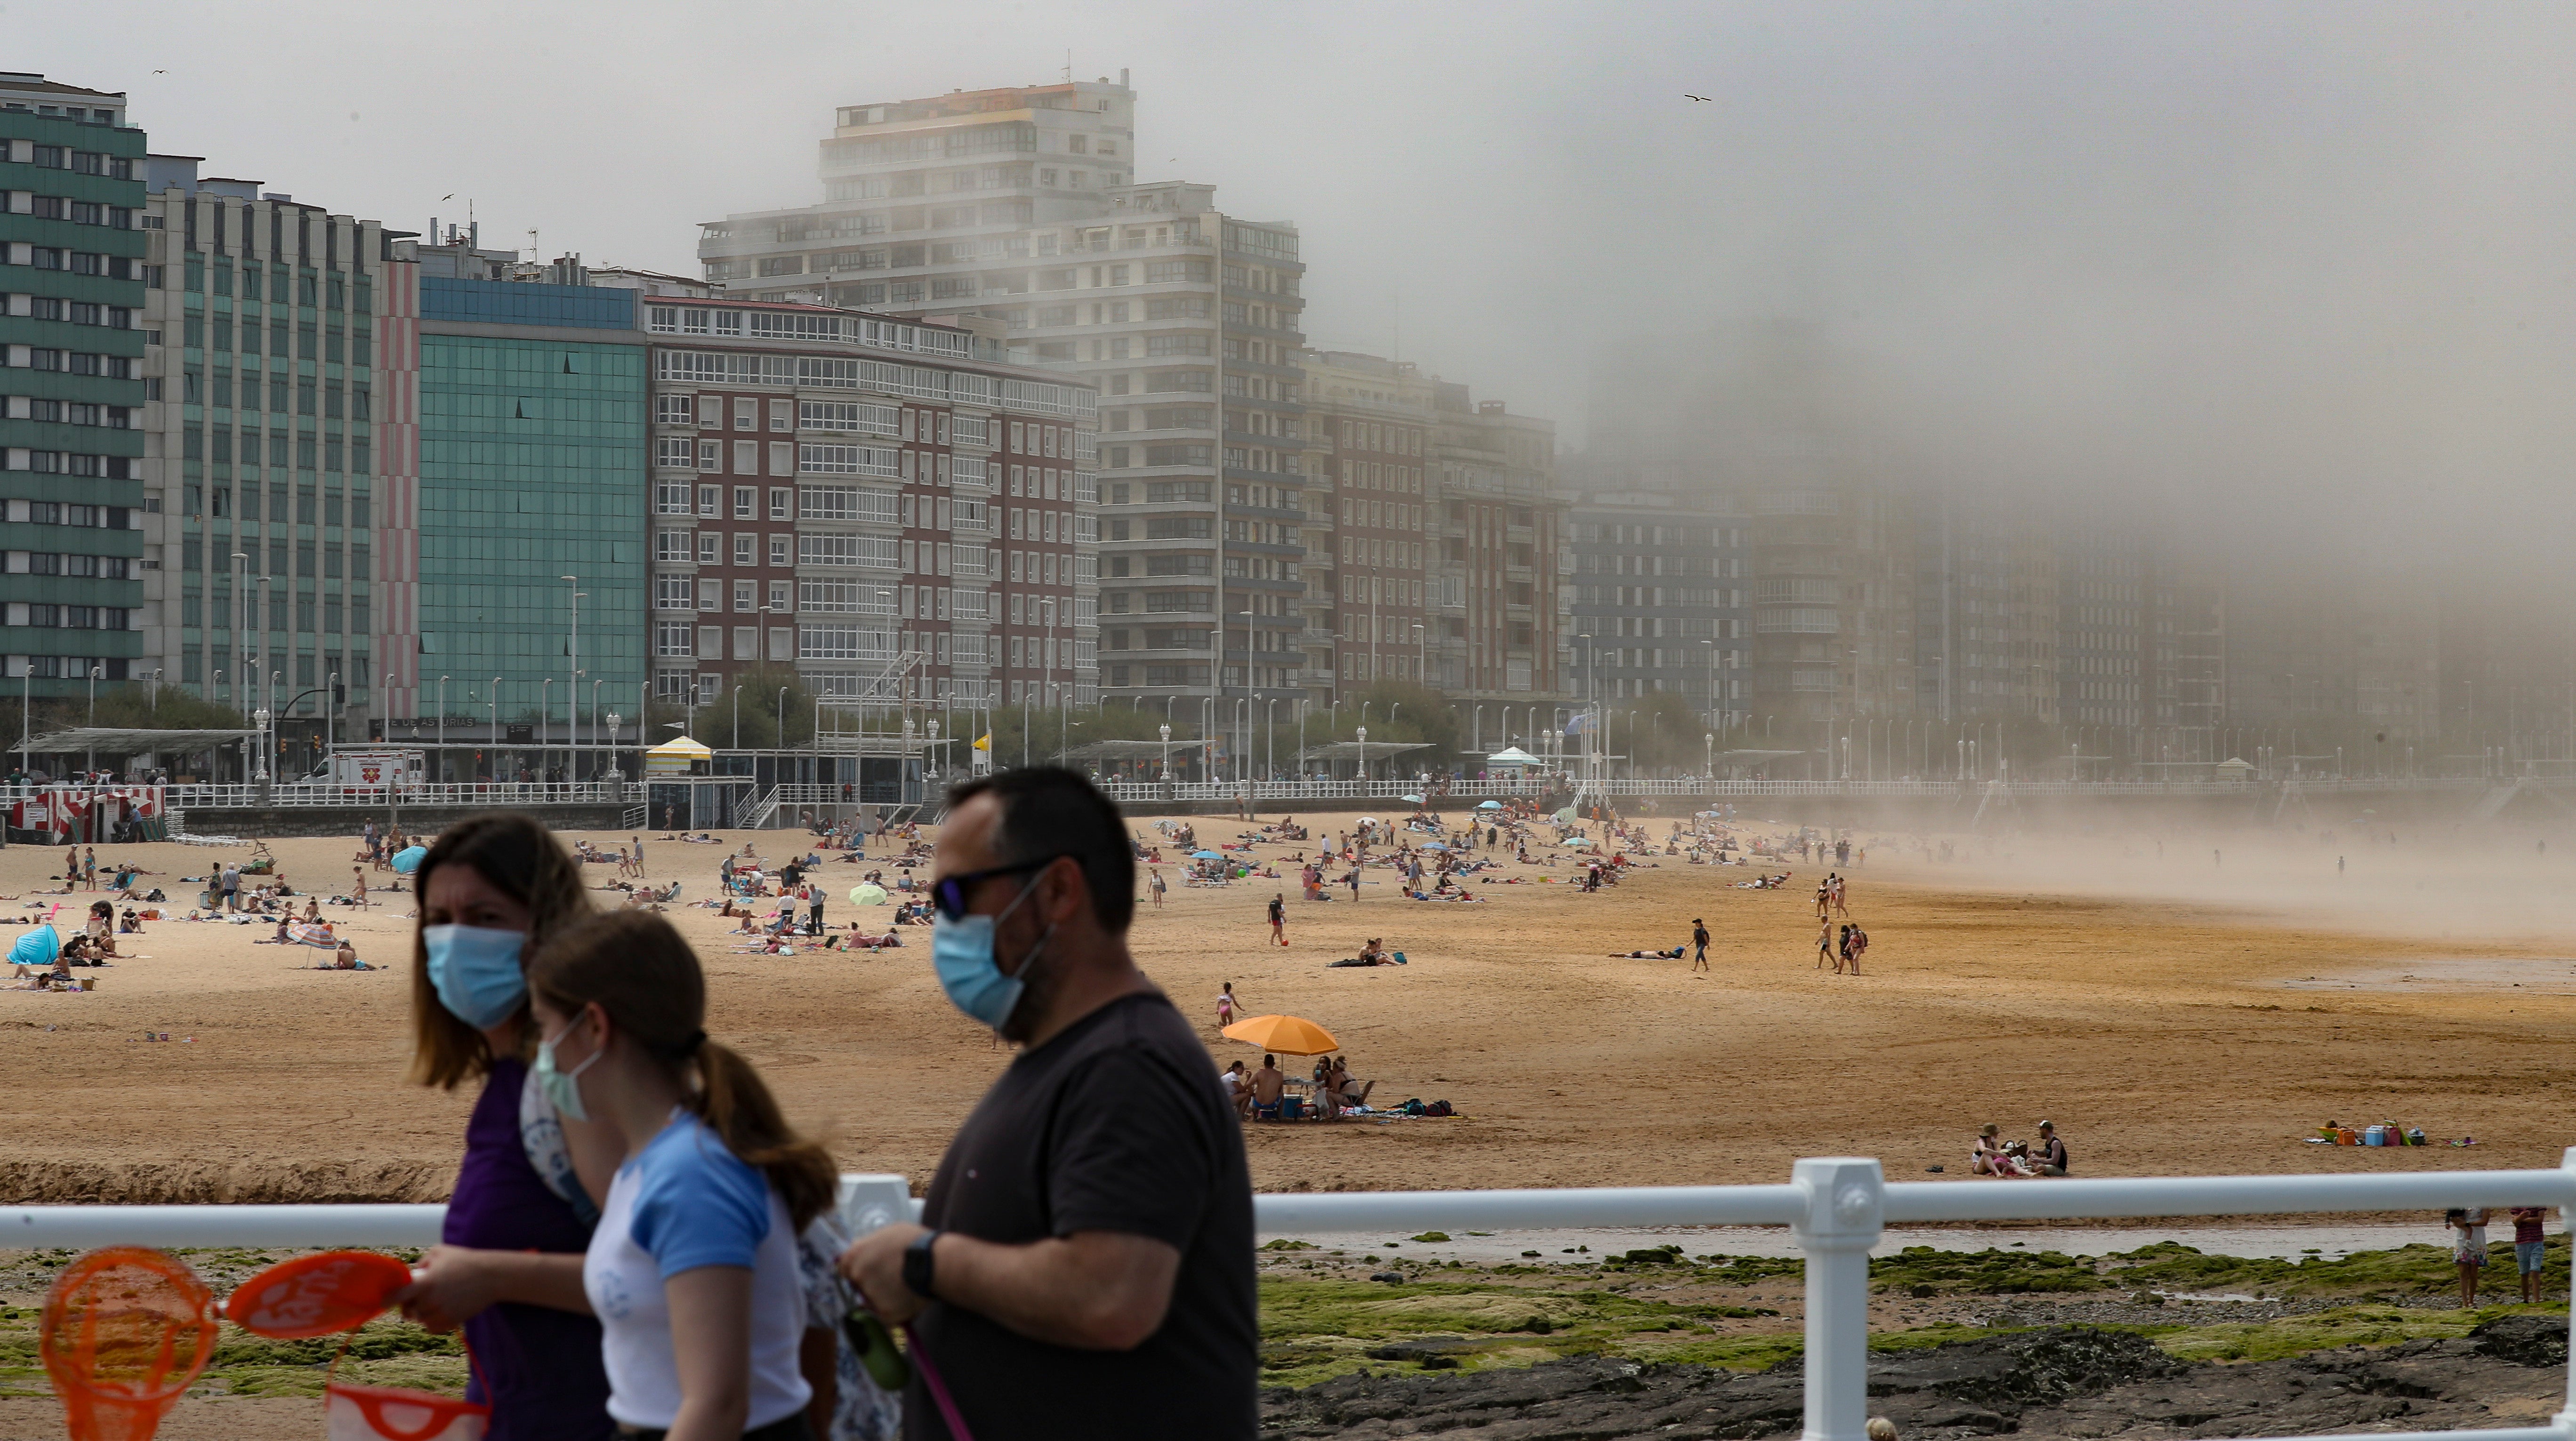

{"left": 527, "top": 910, "right": 837, "bottom": 1441}
{"left": 392, "top": 813, "right": 616, "bottom": 1440}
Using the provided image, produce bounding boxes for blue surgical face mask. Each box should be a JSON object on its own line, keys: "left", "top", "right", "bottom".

{"left": 932, "top": 880, "right": 1052, "bottom": 1032}
{"left": 533, "top": 1017, "right": 601, "bottom": 1122}
{"left": 422, "top": 924, "right": 527, "bottom": 1030}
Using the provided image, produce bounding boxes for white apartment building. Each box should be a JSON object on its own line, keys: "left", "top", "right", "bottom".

{"left": 696, "top": 76, "right": 1312, "bottom": 717}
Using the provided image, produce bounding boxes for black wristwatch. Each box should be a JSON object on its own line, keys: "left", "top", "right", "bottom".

{"left": 903, "top": 1228, "right": 942, "bottom": 1301}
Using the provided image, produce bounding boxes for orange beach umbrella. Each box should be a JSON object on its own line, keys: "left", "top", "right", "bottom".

{"left": 1221, "top": 1014, "right": 1339, "bottom": 1056}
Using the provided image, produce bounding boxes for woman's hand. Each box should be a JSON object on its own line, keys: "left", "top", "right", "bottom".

{"left": 394, "top": 1246, "right": 501, "bottom": 1332}
{"left": 393, "top": 1248, "right": 593, "bottom": 1331}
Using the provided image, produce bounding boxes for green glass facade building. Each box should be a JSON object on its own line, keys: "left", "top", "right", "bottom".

{"left": 411, "top": 278, "right": 645, "bottom": 749}
{"left": 0, "top": 75, "right": 145, "bottom": 696}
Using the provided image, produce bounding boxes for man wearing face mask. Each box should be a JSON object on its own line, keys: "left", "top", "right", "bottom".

{"left": 837, "top": 768, "right": 1256, "bottom": 1441}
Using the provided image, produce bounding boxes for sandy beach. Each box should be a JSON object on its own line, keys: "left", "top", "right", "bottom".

{"left": 0, "top": 803, "right": 2567, "bottom": 1206}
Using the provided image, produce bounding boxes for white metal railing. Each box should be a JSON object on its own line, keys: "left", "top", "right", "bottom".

{"left": 5, "top": 1156, "right": 2571, "bottom": 1441}
{"left": 163, "top": 782, "right": 644, "bottom": 809}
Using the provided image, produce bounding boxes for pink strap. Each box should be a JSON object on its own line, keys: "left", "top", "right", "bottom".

{"left": 903, "top": 1323, "right": 974, "bottom": 1441}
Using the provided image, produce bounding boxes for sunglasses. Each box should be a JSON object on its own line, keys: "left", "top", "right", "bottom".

{"left": 931, "top": 856, "right": 1069, "bottom": 921}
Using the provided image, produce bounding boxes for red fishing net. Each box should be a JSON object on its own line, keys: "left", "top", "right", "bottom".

{"left": 40, "top": 1246, "right": 219, "bottom": 1441}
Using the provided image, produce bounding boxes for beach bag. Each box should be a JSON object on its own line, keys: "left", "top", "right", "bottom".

{"left": 1425, "top": 1100, "right": 1455, "bottom": 1117}
{"left": 326, "top": 1381, "right": 486, "bottom": 1441}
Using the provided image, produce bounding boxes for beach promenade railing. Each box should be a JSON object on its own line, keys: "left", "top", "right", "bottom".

{"left": 162, "top": 781, "right": 644, "bottom": 809}
{"left": 1090, "top": 776, "right": 2494, "bottom": 805}
{"left": 5, "top": 1155, "right": 2572, "bottom": 1441}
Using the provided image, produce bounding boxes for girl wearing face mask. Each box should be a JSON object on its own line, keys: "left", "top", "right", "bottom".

{"left": 392, "top": 813, "right": 615, "bottom": 1440}
{"left": 526, "top": 911, "right": 837, "bottom": 1441}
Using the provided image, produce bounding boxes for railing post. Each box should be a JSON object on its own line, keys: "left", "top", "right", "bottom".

{"left": 1792, "top": 1156, "right": 1883, "bottom": 1441}
{"left": 2559, "top": 1146, "right": 2576, "bottom": 1436}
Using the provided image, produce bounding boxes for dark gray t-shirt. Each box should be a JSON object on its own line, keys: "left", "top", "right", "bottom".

{"left": 911, "top": 990, "right": 1255, "bottom": 1440}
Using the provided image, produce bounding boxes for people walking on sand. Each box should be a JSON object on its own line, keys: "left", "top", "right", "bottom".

{"left": 1816, "top": 919, "right": 1836, "bottom": 969}
{"left": 1835, "top": 923, "right": 1854, "bottom": 975}
{"left": 1691, "top": 918, "right": 1710, "bottom": 973}
{"left": 1149, "top": 867, "right": 1167, "bottom": 908}
{"left": 1814, "top": 881, "right": 1831, "bottom": 920}
{"left": 1831, "top": 873, "right": 1849, "bottom": 918}
{"left": 1267, "top": 891, "right": 1288, "bottom": 946}
{"left": 1845, "top": 923, "right": 1868, "bottom": 975}
{"left": 1217, "top": 981, "right": 1238, "bottom": 1029}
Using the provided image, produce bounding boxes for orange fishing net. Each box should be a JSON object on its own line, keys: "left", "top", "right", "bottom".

{"left": 40, "top": 1247, "right": 218, "bottom": 1441}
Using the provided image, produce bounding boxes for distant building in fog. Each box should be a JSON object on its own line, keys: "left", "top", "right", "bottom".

{"left": 696, "top": 74, "right": 1322, "bottom": 716}
{"left": 1566, "top": 487, "right": 1748, "bottom": 723}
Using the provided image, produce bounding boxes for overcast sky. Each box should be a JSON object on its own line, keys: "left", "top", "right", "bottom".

{"left": 24, "top": 1, "right": 2576, "bottom": 558}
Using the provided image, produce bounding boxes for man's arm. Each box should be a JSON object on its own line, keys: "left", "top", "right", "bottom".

{"left": 838, "top": 1225, "right": 1181, "bottom": 1351}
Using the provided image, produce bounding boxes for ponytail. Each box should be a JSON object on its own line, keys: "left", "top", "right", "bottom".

{"left": 691, "top": 1039, "right": 837, "bottom": 1231}
{"left": 528, "top": 911, "right": 837, "bottom": 1229}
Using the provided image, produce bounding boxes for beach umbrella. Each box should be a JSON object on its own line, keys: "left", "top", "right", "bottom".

{"left": 1565, "top": 837, "right": 1595, "bottom": 849}
{"left": 1420, "top": 842, "right": 1449, "bottom": 852}
{"left": 1477, "top": 800, "right": 1504, "bottom": 810}
{"left": 1401, "top": 793, "right": 1426, "bottom": 804}
{"left": 1355, "top": 816, "right": 1377, "bottom": 825}
{"left": 849, "top": 884, "right": 888, "bottom": 905}
{"left": 1221, "top": 1013, "right": 1339, "bottom": 1056}
{"left": 1553, "top": 806, "right": 1577, "bottom": 823}
{"left": 390, "top": 845, "right": 428, "bottom": 875}
{"left": 1192, "top": 850, "right": 1222, "bottom": 859}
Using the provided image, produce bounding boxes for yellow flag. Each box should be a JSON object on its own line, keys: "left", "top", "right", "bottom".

{"left": 973, "top": 733, "right": 991, "bottom": 752}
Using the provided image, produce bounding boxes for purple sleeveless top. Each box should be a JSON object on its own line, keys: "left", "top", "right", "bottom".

{"left": 443, "top": 1058, "right": 614, "bottom": 1440}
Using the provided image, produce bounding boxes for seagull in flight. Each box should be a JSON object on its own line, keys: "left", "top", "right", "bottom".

{"left": 1685, "top": 93, "right": 1712, "bottom": 102}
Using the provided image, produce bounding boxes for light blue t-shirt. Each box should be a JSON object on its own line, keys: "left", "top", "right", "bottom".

{"left": 584, "top": 1112, "right": 810, "bottom": 1431}
{"left": 628, "top": 1113, "right": 773, "bottom": 1277}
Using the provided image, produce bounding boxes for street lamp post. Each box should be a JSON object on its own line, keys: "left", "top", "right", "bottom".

{"left": 605, "top": 712, "right": 623, "bottom": 782}
{"left": 1356, "top": 725, "right": 1368, "bottom": 787}
{"left": 560, "top": 573, "right": 580, "bottom": 780}
{"left": 436, "top": 676, "right": 449, "bottom": 785}
{"left": 732, "top": 686, "right": 742, "bottom": 752}
{"left": 1159, "top": 723, "right": 1172, "bottom": 784}
{"left": 540, "top": 679, "right": 553, "bottom": 777}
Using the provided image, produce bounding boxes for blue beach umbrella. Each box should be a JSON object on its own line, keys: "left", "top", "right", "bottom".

{"left": 391, "top": 845, "right": 429, "bottom": 875}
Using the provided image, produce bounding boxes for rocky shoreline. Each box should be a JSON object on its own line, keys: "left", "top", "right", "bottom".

{"left": 1260, "top": 1316, "right": 2569, "bottom": 1439}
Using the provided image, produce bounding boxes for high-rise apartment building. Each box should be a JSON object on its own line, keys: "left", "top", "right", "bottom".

{"left": 1906, "top": 491, "right": 2051, "bottom": 729}
{"left": 1302, "top": 350, "right": 1433, "bottom": 695}
{"left": 0, "top": 75, "right": 146, "bottom": 696}
{"left": 140, "top": 159, "right": 394, "bottom": 737}
{"left": 633, "top": 294, "right": 1093, "bottom": 712}
{"left": 1566, "top": 487, "right": 1749, "bottom": 720}
{"left": 698, "top": 77, "right": 1315, "bottom": 713}
{"left": 1429, "top": 385, "right": 1566, "bottom": 704}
